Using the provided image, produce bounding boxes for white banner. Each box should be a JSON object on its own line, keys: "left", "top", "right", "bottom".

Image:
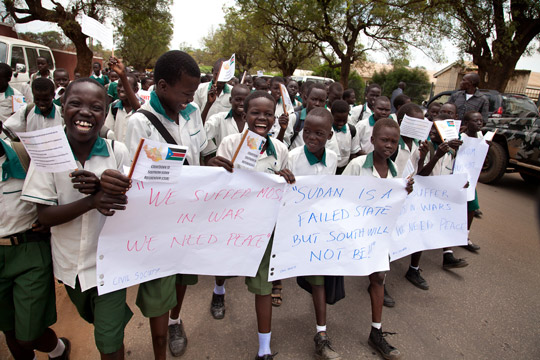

{"left": 453, "top": 136, "right": 489, "bottom": 201}
{"left": 389, "top": 174, "right": 468, "bottom": 261}
{"left": 80, "top": 14, "right": 114, "bottom": 49}
{"left": 96, "top": 167, "right": 285, "bottom": 295}
{"left": 269, "top": 176, "right": 408, "bottom": 280}
{"left": 217, "top": 54, "right": 235, "bottom": 82}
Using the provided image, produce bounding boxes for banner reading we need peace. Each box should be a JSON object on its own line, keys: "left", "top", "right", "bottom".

{"left": 96, "top": 167, "right": 285, "bottom": 295}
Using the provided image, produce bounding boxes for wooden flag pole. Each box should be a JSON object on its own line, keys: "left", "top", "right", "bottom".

{"left": 240, "top": 71, "right": 247, "bottom": 84}
{"left": 127, "top": 138, "right": 144, "bottom": 179}
{"left": 215, "top": 61, "right": 224, "bottom": 83}
{"left": 278, "top": 85, "right": 287, "bottom": 114}
{"left": 231, "top": 130, "right": 249, "bottom": 164}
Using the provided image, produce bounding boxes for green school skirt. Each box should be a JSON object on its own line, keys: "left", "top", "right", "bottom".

{"left": 136, "top": 275, "right": 177, "bottom": 318}
{"left": 175, "top": 274, "right": 198, "bottom": 285}
{"left": 245, "top": 235, "right": 274, "bottom": 295}
{"left": 306, "top": 276, "right": 325, "bottom": 286}
{"left": 0, "top": 240, "right": 56, "bottom": 341}
{"left": 65, "top": 278, "right": 132, "bottom": 354}
{"left": 467, "top": 190, "right": 479, "bottom": 212}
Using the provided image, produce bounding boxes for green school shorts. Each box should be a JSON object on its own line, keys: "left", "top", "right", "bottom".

{"left": 306, "top": 276, "right": 325, "bottom": 286}
{"left": 0, "top": 240, "right": 56, "bottom": 341}
{"left": 64, "top": 278, "right": 132, "bottom": 354}
{"left": 245, "top": 235, "right": 274, "bottom": 296}
{"left": 467, "top": 189, "right": 479, "bottom": 212}
{"left": 175, "top": 274, "right": 198, "bottom": 286}
{"left": 136, "top": 275, "right": 177, "bottom": 318}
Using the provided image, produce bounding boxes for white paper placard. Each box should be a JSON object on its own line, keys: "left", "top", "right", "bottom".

{"left": 80, "top": 14, "right": 114, "bottom": 49}
{"left": 269, "top": 175, "right": 408, "bottom": 280}
{"left": 233, "top": 130, "right": 266, "bottom": 170}
{"left": 97, "top": 167, "right": 285, "bottom": 295}
{"left": 279, "top": 84, "right": 293, "bottom": 109}
{"left": 390, "top": 174, "right": 468, "bottom": 261}
{"left": 217, "top": 54, "right": 235, "bottom": 82}
{"left": 434, "top": 120, "right": 460, "bottom": 141}
{"left": 453, "top": 136, "right": 489, "bottom": 201}
{"left": 130, "top": 139, "right": 188, "bottom": 183}
{"left": 16, "top": 126, "right": 77, "bottom": 172}
{"left": 400, "top": 114, "right": 432, "bottom": 141}
{"left": 12, "top": 94, "right": 25, "bottom": 112}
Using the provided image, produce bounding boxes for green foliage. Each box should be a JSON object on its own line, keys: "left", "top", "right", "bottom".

{"left": 312, "top": 64, "right": 340, "bottom": 81}
{"left": 116, "top": 0, "right": 173, "bottom": 71}
{"left": 372, "top": 66, "right": 430, "bottom": 104}
{"left": 313, "top": 63, "right": 365, "bottom": 99}
{"left": 19, "top": 31, "right": 74, "bottom": 51}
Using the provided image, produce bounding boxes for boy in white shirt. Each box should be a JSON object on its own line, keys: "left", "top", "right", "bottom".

{"left": 348, "top": 84, "right": 381, "bottom": 126}
{"left": 331, "top": 100, "right": 361, "bottom": 173}
{"left": 0, "top": 64, "right": 23, "bottom": 123}
{"left": 193, "top": 58, "right": 232, "bottom": 122}
{"left": 355, "top": 96, "right": 391, "bottom": 155}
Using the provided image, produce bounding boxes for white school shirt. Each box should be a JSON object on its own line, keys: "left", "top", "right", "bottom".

{"left": 355, "top": 115, "right": 376, "bottom": 154}
{"left": 289, "top": 128, "right": 342, "bottom": 164}
{"left": 268, "top": 99, "right": 296, "bottom": 144}
{"left": 333, "top": 124, "right": 361, "bottom": 167}
{"left": 193, "top": 81, "right": 232, "bottom": 120}
{"left": 21, "top": 138, "right": 130, "bottom": 291}
{"left": 217, "top": 132, "right": 288, "bottom": 174}
{"left": 0, "top": 86, "right": 23, "bottom": 122}
{"left": 104, "top": 100, "right": 135, "bottom": 143}
{"left": 342, "top": 152, "right": 398, "bottom": 179}
{"left": 0, "top": 139, "right": 37, "bottom": 237}
{"left": 288, "top": 145, "right": 337, "bottom": 176}
{"left": 204, "top": 110, "right": 244, "bottom": 148}
{"left": 4, "top": 103, "right": 63, "bottom": 133}
{"left": 125, "top": 91, "right": 216, "bottom": 165}
{"left": 394, "top": 137, "right": 421, "bottom": 177}
{"left": 348, "top": 103, "right": 372, "bottom": 126}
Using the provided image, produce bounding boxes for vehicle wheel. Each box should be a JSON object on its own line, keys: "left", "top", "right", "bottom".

{"left": 519, "top": 172, "right": 539, "bottom": 184}
{"left": 479, "top": 142, "right": 507, "bottom": 184}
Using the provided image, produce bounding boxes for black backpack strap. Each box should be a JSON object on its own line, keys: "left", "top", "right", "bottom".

{"left": 348, "top": 124, "right": 356, "bottom": 138}
{"left": 289, "top": 110, "right": 304, "bottom": 147}
{"left": 111, "top": 101, "right": 120, "bottom": 120}
{"left": 137, "top": 109, "right": 190, "bottom": 165}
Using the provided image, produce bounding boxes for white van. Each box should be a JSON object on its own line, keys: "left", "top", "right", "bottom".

{"left": 0, "top": 35, "right": 56, "bottom": 94}
{"left": 291, "top": 75, "right": 334, "bottom": 84}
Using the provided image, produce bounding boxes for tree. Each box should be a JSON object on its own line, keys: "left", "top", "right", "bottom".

{"left": 313, "top": 63, "right": 365, "bottom": 99}
{"left": 436, "top": 0, "right": 540, "bottom": 92}
{"left": 371, "top": 65, "right": 430, "bottom": 104}
{"left": 4, "top": 0, "right": 110, "bottom": 75}
{"left": 237, "top": 0, "right": 438, "bottom": 87}
{"left": 19, "top": 30, "right": 75, "bottom": 51}
{"left": 115, "top": 0, "right": 173, "bottom": 71}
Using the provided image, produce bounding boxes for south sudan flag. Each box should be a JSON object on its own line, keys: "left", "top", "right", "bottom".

{"left": 165, "top": 147, "right": 186, "bottom": 161}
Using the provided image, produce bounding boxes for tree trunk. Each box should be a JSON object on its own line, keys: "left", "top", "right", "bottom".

{"left": 340, "top": 58, "right": 351, "bottom": 88}
{"left": 476, "top": 55, "right": 521, "bottom": 93}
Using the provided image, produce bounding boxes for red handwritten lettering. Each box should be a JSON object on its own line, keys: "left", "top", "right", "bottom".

{"left": 256, "top": 187, "right": 283, "bottom": 201}
{"left": 192, "top": 188, "right": 252, "bottom": 202}
{"left": 127, "top": 236, "right": 156, "bottom": 252}
{"left": 226, "top": 233, "right": 267, "bottom": 248}
{"left": 177, "top": 213, "right": 196, "bottom": 224}
{"left": 170, "top": 234, "right": 218, "bottom": 247}
{"left": 149, "top": 188, "right": 176, "bottom": 206}
{"left": 207, "top": 208, "right": 245, "bottom": 222}
{"left": 135, "top": 181, "right": 145, "bottom": 190}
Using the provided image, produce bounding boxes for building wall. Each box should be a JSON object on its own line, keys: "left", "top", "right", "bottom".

{"left": 52, "top": 49, "right": 103, "bottom": 80}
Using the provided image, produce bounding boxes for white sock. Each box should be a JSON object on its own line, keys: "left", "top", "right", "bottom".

{"left": 410, "top": 265, "right": 419, "bottom": 270}
{"left": 48, "top": 338, "right": 66, "bottom": 358}
{"left": 371, "top": 322, "right": 382, "bottom": 330}
{"left": 33, "top": 355, "right": 37, "bottom": 360}
{"left": 443, "top": 250, "right": 453, "bottom": 254}
{"left": 258, "top": 331, "right": 272, "bottom": 357}
{"left": 316, "top": 324, "right": 327, "bottom": 333}
{"left": 168, "top": 316, "right": 181, "bottom": 326}
{"left": 214, "top": 282, "right": 226, "bottom": 295}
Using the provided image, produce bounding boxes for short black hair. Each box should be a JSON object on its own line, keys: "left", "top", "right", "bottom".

{"left": 213, "top": 58, "right": 227, "bottom": 72}
{"left": 396, "top": 102, "right": 423, "bottom": 122}
{"left": 231, "top": 84, "right": 250, "bottom": 96}
{"left": 463, "top": 110, "right": 481, "bottom": 123}
{"left": 343, "top": 88, "right": 355, "bottom": 99}
{"left": 254, "top": 77, "right": 268, "bottom": 87}
{"left": 0, "top": 63, "right": 13, "bottom": 79}
{"left": 464, "top": 73, "right": 480, "bottom": 87}
{"left": 121, "top": 73, "right": 139, "bottom": 90}
{"left": 54, "top": 68, "right": 68, "bottom": 76}
{"left": 328, "top": 82, "right": 343, "bottom": 93}
{"left": 270, "top": 76, "right": 285, "bottom": 86}
{"left": 374, "top": 96, "right": 391, "bottom": 106}
{"left": 64, "top": 78, "right": 106, "bottom": 103}
{"left": 244, "top": 90, "right": 276, "bottom": 112}
{"left": 373, "top": 117, "right": 400, "bottom": 137}
{"left": 307, "top": 83, "right": 327, "bottom": 98}
{"left": 428, "top": 101, "right": 442, "bottom": 110}
{"left": 434, "top": 113, "right": 449, "bottom": 120}
{"left": 366, "top": 83, "right": 382, "bottom": 94}
{"left": 32, "top": 78, "right": 55, "bottom": 94}
{"left": 154, "top": 50, "right": 200, "bottom": 86}
{"left": 301, "top": 81, "right": 315, "bottom": 94}
{"left": 306, "top": 107, "right": 333, "bottom": 128}
{"left": 331, "top": 99, "right": 349, "bottom": 114}
{"left": 93, "top": 62, "right": 101, "bottom": 68}
{"left": 441, "top": 102, "right": 457, "bottom": 112}
{"left": 393, "top": 94, "right": 410, "bottom": 109}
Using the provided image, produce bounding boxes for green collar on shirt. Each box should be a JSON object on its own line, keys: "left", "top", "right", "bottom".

{"left": 72, "top": 136, "right": 110, "bottom": 161}
{"left": 149, "top": 91, "right": 197, "bottom": 122}
{"left": 53, "top": 98, "right": 61, "bottom": 106}
{"left": 225, "top": 109, "right": 233, "bottom": 119}
{"left": 398, "top": 136, "right": 419, "bottom": 150}
{"left": 362, "top": 152, "right": 397, "bottom": 177}
{"left": 333, "top": 124, "right": 347, "bottom": 133}
{"left": 299, "top": 107, "right": 307, "bottom": 121}
{"left": 0, "top": 139, "right": 26, "bottom": 181}
{"left": 265, "top": 136, "right": 277, "bottom": 159}
{"left": 113, "top": 100, "right": 124, "bottom": 110}
{"left": 207, "top": 81, "right": 231, "bottom": 94}
{"left": 34, "top": 105, "right": 55, "bottom": 119}
{"left": 304, "top": 145, "right": 327, "bottom": 166}
{"left": 368, "top": 114, "right": 376, "bottom": 126}
{"left": 4, "top": 85, "right": 14, "bottom": 98}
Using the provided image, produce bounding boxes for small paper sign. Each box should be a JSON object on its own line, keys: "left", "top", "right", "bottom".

{"left": 130, "top": 138, "right": 188, "bottom": 183}
{"left": 137, "top": 90, "right": 151, "bottom": 103}
{"left": 279, "top": 84, "right": 293, "bottom": 109}
{"left": 217, "top": 54, "right": 236, "bottom": 82}
{"left": 16, "top": 126, "right": 77, "bottom": 172}
{"left": 434, "top": 120, "right": 460, "bottom": 141}
{"left": 80, "top": 14, "right": 114, "bottom": 49}
{"left": 12, "top": 94, "right": 25, "bottom": 112}
{"left": 483, "top": 129, "right": 497, "bottom": 142}
{"left": 257, "top": 70, "right": 264, "bottom": 77}
{"left": 232, "top": 130, "right": 267, "bottom": 170}
{"left": 400, "top": 114, "right": 432, "bottom": 141}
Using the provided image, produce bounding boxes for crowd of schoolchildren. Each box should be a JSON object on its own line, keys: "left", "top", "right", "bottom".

{"left": 0, "top": 51, "right": 488, "bottom": 360}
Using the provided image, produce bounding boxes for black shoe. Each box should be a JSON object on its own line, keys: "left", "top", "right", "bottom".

{"left": 443, "top": 253, "right": 469, "bottom": 269}
{"left": 383, "top": 286, "right": 395, "bottom": 308}
{"left": 168, "top": 321, "right": 187, "bottom": 357}
{"left": 462, "top": 239, "right": 480, "bottom": 252}
{"left": 255, "top": 353, "right": 277, "bottom": 360}
{"left": 314, "top": 332, "right": 341, "bottom": 359}
{"left": 49, "top": 337, "right": 71, "bottom": 360}
{"left": 210, "top": 293, "right": 225, "bottom": 319}
{"left": 368, "top": 327, "right": 401, "bottom": 359}
{"left": 405, "top": 267, "right": 429, "bottom": 290}
{"left": 474, "top": 209, "right": 483, "bottom": 219}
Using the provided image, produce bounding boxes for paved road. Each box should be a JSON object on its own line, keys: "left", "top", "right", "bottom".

{"left": 2, "top": 173, "right": 539, "bottom": 360}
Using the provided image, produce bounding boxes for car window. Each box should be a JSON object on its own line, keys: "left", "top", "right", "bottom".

{"left": 502, "top": 95, "right": 539, "bottom": 117}
{"left": 25, "top": 47, "right": 38, "bottom": 74}
{"left": 10, "top": 46, "right": 25, "bottom": 71}
{"left": 434, "top": 94, "right": 451, "bottom": 104}
{"left": 38, "top": 49, "right": 54, "bottom": 69}
{"left": 0, "top": 42, "right": 6, "bottom": 64}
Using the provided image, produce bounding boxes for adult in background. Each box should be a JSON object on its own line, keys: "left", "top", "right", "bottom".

{"left": 448, "top": 73, "right": 489, "bottom": 122}
{"left": 390, "top": 82, "right": 406, "bottom": 113}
